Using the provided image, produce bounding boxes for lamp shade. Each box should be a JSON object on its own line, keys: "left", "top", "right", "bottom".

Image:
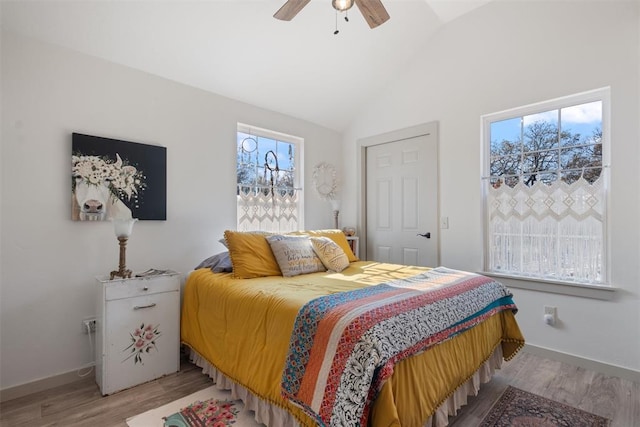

{"left": 113, "top": 218, "right": 138, "bottom": 237}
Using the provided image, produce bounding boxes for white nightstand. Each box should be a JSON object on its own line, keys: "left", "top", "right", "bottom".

{"left": 346, "top": 236, "right": 359, "bottom": 258}
{"left": 95, "top": 270, "right": 180, "bottom": 395}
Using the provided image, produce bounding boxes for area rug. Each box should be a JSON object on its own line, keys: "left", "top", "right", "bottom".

{"left": 480, "top": 385, "right": 611, "bottom": 427}
{"left": 126, "top": 386, "right": 263, "bottom": 427}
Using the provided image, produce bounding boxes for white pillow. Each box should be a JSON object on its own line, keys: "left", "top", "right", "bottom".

{"left": 266, "top": 235, "right": 326, "bottom": 277}
{"left": 310, "top": 236, "right": 350, "bottom": 272}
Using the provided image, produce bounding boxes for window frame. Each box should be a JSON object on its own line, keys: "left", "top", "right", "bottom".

{"left": 236, "top": 123, "right": 304, "bottom": 232}
{"left": 480, "top": 87, "right": 611, "bottom": 290}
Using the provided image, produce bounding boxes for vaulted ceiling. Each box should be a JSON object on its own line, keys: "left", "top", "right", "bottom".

{"left": 1, "top": 0, "right": 491, "bottom": 131}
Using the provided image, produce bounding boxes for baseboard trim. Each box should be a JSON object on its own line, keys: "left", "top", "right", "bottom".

{"left": 0, "top": 363, "right": 95, "bottom": 403}
{"left": 523, "top": 344, "right": 640, "bottom": 382}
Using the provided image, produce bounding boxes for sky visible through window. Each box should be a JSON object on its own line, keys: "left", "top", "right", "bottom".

{"left": 491, "top": 101, "right": 602, "bottom": 146}
{"left": 237, "top": 131, "right": 295, "bottom": 189}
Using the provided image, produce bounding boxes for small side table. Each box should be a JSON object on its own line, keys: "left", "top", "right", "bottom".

{"left": 95, "top": 270, "right": 180, "bottom": 395}
{"left": 346, "top": 236, "right": 360, "bottom": 258}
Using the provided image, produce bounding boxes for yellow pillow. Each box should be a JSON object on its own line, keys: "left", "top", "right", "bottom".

{"left": 310, "top": 237, "right": 350, "bottom": 272}
{"left": 289, "top": 229, "right": 359, "bottom": 262}
{"left": 224, "top": 230, "right": 281, "bottom": 279}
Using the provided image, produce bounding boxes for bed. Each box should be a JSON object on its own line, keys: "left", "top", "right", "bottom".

{"left": 181, "top": 230, "right": 524, "bottom": 427}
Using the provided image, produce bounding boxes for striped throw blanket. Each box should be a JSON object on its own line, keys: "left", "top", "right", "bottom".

{"left": 281, "top": 267, "right": 517, "bottom": 426}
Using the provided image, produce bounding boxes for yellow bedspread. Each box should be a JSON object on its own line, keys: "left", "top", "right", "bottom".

{"left": 181, "top": 261, "right": 524, "bottom": 427}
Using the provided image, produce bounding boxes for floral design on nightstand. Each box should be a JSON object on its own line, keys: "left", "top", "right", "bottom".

{"left": 123, "top": 323, "right": 162, "bottom": 364}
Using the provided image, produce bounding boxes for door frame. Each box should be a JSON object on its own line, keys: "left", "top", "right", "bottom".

{"left": 356, "top": 121, "right": 440, "bottom": 263}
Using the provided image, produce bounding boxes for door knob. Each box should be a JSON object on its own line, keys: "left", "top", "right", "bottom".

{"left": 417, "top": 232, "right": 431, "bottom": 239}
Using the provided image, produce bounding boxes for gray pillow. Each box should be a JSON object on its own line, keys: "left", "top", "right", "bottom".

{"left": 266, "top": 235, "right": 326, "bottom": 277}
{"left": 194, "top": 251, "right": 233, "bottom": 273}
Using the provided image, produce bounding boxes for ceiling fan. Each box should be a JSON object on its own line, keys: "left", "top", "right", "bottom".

{"left": 274, "top": 0, "right": 390, "bottom": 29}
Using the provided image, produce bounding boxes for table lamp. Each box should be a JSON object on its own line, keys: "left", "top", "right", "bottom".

{"left": 110, "top": 218, "right": 138, "bottom": 280}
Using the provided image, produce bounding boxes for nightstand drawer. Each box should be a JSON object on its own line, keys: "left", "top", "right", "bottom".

{"left": 102, "top": 273, "right": 179, "bottom": 301}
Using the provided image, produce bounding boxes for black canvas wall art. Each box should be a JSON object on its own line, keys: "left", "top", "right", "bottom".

{"left": 72, "top": 133, "right": 167, "bottom": 221}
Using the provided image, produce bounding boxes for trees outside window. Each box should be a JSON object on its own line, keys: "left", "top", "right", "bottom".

{"left": 490, "top": 103, "right": 602, "bottom": 188}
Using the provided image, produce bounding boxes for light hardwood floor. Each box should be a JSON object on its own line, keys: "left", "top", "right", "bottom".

{"left": 1, "top": 350, "right": 638, "bottom": 427}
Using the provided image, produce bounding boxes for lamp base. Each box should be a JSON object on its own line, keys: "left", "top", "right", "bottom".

{"left": 110, "top": 236, "right": 132, "bottom": 280}
{"left": 110, "top": 269, "right": 133, "bottom": 280}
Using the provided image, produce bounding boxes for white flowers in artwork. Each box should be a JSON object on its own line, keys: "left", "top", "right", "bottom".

{"left": 72, "top": 153, "right": 143, "bottom": 200}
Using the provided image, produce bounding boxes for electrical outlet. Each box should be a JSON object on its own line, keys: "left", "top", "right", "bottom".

{"left": 82, "top": 318, "right": 96, "bottom": 334}
{"left": 543, "top": 306, "right": 557, "bottom": 325}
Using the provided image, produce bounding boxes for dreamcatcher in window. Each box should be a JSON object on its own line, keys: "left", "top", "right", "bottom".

{"left": 239, "top": 136, "right": 284, "bottom": 198}
{"left": 238, "top": 137, "right": 258, "bottom": 197}
{"left": 264, "top": 150, "right": 279, "bottom": 197}
{"left": 240, "top": 137, "right": 258, "bottom": 163}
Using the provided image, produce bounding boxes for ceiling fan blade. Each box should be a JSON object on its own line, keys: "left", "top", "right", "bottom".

{"left": 354, "top": 0, "right": 390, "bottom": 28}
{"left": 274, "top": 0, "right": 311, "bottom": 21}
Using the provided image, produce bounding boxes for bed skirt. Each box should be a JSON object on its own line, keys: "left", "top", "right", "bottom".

{"left": 186, "top": 345, "right": 504, "bottom": 427}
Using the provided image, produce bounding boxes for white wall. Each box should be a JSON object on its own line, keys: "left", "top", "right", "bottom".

{"left": 342, "top": 1, "right": 640, "bottom": 373}
{"left": 0, "top": 31, "right": 343, "bottom": 390}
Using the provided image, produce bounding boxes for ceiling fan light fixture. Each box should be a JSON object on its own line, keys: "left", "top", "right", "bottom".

{"left": 332, "top": 0, "right": 354, "bottom": 12}
{"left": 275, "top": 0, "right": 389, "bottom": 29}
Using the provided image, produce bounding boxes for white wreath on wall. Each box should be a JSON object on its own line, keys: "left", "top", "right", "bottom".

{"left": 312, "top": 162, "right": 339, "bottom": 201}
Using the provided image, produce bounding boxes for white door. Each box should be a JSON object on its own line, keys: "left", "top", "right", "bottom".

{"left": 365, "top": 132, "right": 439, "bottom": 266}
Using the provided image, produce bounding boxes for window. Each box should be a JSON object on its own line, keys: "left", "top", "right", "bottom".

{"left": 236, "top": 123, "right": 303, "bottom": 232}
{"left": 482, "top": 88, "right": 609, "bottom": 286}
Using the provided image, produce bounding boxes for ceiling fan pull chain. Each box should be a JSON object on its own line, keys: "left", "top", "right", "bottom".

{"left": 334, "top": 9, "right": 339, "bottom": 35}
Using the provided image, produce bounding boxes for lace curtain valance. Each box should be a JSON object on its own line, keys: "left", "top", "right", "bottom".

{"left": 487, "top": 177, "right": 604, "bottom": 283}
{"left": 237, "top": 186, "right": 299, "bottom": 232}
